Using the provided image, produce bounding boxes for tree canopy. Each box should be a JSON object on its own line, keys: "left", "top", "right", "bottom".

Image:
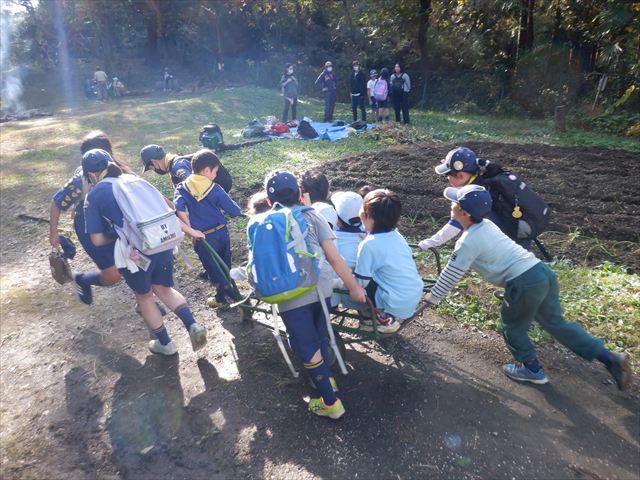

{"left": 5, "top": 0, "right": 640, "bottom": 117}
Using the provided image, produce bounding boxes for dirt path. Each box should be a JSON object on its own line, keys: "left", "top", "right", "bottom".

{"left": 1, "top": 140, "right": 639, "bottom": 479}
{"left": 1, "top": 242, "right": 638, "bottom": 480}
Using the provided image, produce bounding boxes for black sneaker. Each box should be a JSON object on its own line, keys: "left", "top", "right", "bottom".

{"left": 74, "top": 274, "right": 93, "bottom": 305}
{"left": 607, "top": 353, "right": 632, "bottom": 390}
{"left": 198, "top": 271, "right": 209, "bottom": 281}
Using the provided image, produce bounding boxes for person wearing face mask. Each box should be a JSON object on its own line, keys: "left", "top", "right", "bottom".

{"left": 280, "top": 63, "right": 299, "bottom": 122}
{"left": 349, "top": 60, "right": 368, "bottom": 122}
{"left": 82, "top": 149, "right": 208, "bottom": 356}
{"left": 390, "top": 63, "right": 411, "bottom": 124}
{"left": 139, "top": 144, "right": 232, "bottom": 193}
{"left": 314, "top": 60, "right": 337, "bottom": 122}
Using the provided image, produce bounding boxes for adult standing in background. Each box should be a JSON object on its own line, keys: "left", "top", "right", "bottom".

{"left": 349, "top": 60, "right": 367, "bottom": 122}
{"left": 390, "top": 63, "right": 411, "bottom": 124}
{"left": 93, "top": 67, "right": 108, "bottom": 101}
{"left": 164, "top": 67, "right": 174, "bottom": 91}
{"left": 315, "top": 61, "right": 337, "bottom": 123}
{"left": 280, "top": 63, "right": 299, "bottom": 122}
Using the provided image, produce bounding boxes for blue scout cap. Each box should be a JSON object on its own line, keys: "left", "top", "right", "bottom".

{"left": 369, "top": 69, "right": 377, "bottom": 76}
{"left": 140, "top": 144, "right": 166, "bottom": 172}
{"left": 265, "top": 169, "right": 300, "bottom": 203}
{"left": 443, "top": 184, "right": 492, "bottom": 219}
{"left": 435, "top": 147, "right": 480, "bottom": 175}
{"left": 81, "top": 148, "right": 112, "bottom": 173}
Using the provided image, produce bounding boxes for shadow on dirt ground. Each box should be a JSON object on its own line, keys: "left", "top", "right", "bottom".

{"left": 1, "top": 141, "right": 639, "bottom": 479}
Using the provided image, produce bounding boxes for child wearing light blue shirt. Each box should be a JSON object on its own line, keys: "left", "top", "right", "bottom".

{"left": 355, "top": 189, "right": 423, "bottom": 334}
{"left": 426, "top": 185, "right": 631, "bottom": 390}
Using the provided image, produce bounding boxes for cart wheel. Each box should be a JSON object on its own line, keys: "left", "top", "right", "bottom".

{"left": 329, "top": 328, "right": 347, "bottom": 367}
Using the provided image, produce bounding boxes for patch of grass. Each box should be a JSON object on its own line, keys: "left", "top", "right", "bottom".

{"left": 432, "top": 259, "right": 640, "bottom": 363}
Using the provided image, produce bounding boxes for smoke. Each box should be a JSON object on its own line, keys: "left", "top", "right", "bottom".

{"left": 0, "top": 0, "right": 24, "bottom": 113}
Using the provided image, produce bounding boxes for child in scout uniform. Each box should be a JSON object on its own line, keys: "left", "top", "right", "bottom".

{"left": 425, "top": 184, "right": 631, "bottom": 389}
{"left": 140, "top": 144, "right": 232, "bottom": 193}
{"left": 260, "top": 170, "right": 366, "bottom": 419}
{"left": 82, "top": 149, "right": 207, "bottom": 355}
{"left": 49, "top": 131, "right": 129, "bottom": 304}
{"left": 174, "top": 149, "right": 242, "bottom": 307}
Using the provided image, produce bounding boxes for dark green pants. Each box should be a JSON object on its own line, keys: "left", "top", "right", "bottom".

{"left": 501, "top": 262, "right": 603, "bottom": 363}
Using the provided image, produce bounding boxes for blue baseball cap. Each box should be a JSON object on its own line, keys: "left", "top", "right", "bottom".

{"left": 81, "top": 148, "right": 112, "bottom": 173}
{"left": 443, "top": 184, "right": 492, "bottom": 219}
{"left": 369, "top": 69, "right": 377, "bottom": 76}
{"left": 435, "top": 147, "right": 480, "bottom": 175}
{"left": 140, "top": 144, "right": 165, "bottom": 172}
{"left": 265, "top": 169, "right": 300, "bottom": 203}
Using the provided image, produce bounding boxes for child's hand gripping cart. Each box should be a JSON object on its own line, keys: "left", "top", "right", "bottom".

{"left": 201, "top": 240, "right": 441, "bottom": 377}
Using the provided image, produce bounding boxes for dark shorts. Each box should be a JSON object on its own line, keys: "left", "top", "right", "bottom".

{"left": 120, "top": 250, "right": 174, "bottom": 294}
{"left": 75, "top": 223, "right": 116, "bottom": 270}
{"left": 370, "top": 96, "right": 378, "bottom": 109}
{"left": 377, "top": 99, "right": 389, "bottom": 108}
{"left": 278, "top": 298, "right": 332, "bottom": 362}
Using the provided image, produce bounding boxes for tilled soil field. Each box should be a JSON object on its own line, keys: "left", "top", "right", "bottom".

{"left": 321, "top": 141, "right": 640, "bottom": 270}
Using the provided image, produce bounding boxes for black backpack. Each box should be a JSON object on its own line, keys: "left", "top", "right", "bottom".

{"left": 297, "top": 120, "right": 319, "bottom": 139}
{"left": 199, "top": 124, "right": 224, "bottom": 150}
{"left": 391, "top": 75, "right": 405, "bottom": 95}
{"left": 480, "top": 168, "right": 550, "bottom": 240}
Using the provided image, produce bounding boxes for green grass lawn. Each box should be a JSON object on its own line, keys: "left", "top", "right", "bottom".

{"left": 1, "top": 85, "right": 638, "bottom": 362}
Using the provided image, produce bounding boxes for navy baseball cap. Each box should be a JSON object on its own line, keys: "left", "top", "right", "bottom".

{"left": 140, "top": 144, "right": 165, "bottom": 172}
{"left": 443, "top": 184, "right": 492, "bottom": 218}
{"left": 435, "top": 147, "right": 480, "bottom": 175}
{"left": 265, "top": 169, "right": 300, "bottom": 203}
{"left": 82, "top": 148, "right": 112, "bottom": 173}
{"left": 369, "top": 69, "right": 377, "bottom": 76}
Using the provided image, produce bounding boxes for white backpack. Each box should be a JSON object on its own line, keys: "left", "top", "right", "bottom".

{"left": 103, "top": 174, "right": 184, "bottom": 255}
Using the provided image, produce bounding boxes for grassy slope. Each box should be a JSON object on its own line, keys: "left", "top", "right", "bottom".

{"left": 1, "top": 85, "right": 637, "bottom": 360}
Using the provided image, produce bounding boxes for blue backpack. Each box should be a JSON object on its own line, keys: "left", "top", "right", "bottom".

{"left": 246, "top": 204, "right": 320, "bottom": 304}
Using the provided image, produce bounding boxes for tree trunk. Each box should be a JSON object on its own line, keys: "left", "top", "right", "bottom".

{"left": 417, "top": 0, "right": 432, "bottom": 109}
{"left": 517, "top": 0, "right": 535, "bottom": 54}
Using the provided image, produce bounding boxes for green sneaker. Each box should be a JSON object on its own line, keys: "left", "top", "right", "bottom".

{"left": 607, "top": 353, "right": 632, "bottom": 390}
{"left": 308, "top": 397, "right": 345, "bottom": 420}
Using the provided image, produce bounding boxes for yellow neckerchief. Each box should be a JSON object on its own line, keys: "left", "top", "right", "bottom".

{"left": 97, "top": 168, "right": 108, "bottom": 182}
{"left": 163, "top": 153, "right": 177, "bottom": 172}
{"left": 465, "top": 173, "right": 479, "bottom": 185}
{"left": 184, "top": 174, "right": 215, "bottom": 202}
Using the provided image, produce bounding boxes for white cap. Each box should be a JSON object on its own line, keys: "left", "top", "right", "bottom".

{"left": 330, "top": 191, "right": 363, "bottom": 226}
{"left": 312, "top": 202, "right": 338, "bottom": 230}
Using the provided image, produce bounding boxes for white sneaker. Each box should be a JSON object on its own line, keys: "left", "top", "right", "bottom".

{"left": 148, "top": 340, "right": 178, "bottom": 356}
{"left": 189, "top": 323, "right": 207, "bottom": 351}
{"left": 360, "top": 312, "right": 400, "bottom": 334}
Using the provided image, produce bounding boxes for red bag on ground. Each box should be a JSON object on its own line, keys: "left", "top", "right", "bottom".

{"left": 268, "top": 122, "right": 290, "bottom": 135}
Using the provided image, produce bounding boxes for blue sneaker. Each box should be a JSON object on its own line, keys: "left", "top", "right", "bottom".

{"left": 503, "top": 363, "right": 549, "bottom": 385}
{"left": 74, "top": 274, "right": 93, "bottom": 305}
{"left": 607, "top": 353, "right": 632, "bottom": 390}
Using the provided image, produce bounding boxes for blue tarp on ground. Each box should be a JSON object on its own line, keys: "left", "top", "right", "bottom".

{"left": 267, "top": 121, "right": 375, "bottom": 142}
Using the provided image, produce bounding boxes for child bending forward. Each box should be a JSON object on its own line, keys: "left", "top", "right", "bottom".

{"left": 426, "top": 185, "right": 631, "bottom": 389}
